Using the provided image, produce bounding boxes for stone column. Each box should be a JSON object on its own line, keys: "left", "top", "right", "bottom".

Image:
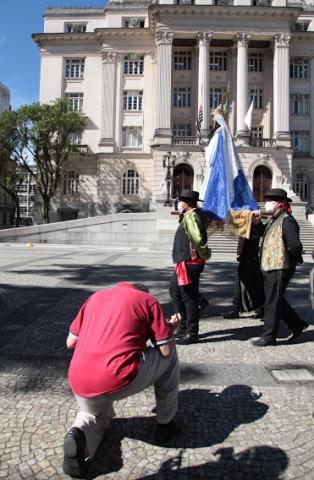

{"left": 154, "top": 30, "right": 173, "bottom": 140}
{"left": 99, "top": 48, "right": 117, "bottom": 150}
{"left": 310, "top": 58, "right": 314, "bottom": 157}
{"left": 273, "top": 33, "right": 291, "bottom": 146}
{"left": 197, "top": 32, "right": 212, "bottom": 139}
{"left": 236, "top": 33, "right": 250, "bottom": 144}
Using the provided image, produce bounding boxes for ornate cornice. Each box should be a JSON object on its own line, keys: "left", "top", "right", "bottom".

{"left": 155, "top": 30, "right": 173, "bottom": 46}
{"left": 274, "top": 33, "right": 292, "bottom": 48}
{"left": 236, "top": 33, "right": 251, "bottom": 48}
{"left": 197, "top": 32, "right": 213, "bottom": 46}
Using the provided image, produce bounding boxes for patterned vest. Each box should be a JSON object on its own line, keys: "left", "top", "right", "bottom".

{"left": 260, "top": 212, "right": 290, "bottom": 272}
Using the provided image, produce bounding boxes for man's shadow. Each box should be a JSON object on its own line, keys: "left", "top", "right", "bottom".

{"left": 88, "top": 385, "right": 269, "bottom": 479}
{"left": 139, "top": 445, "right": 289, "bottom": 479}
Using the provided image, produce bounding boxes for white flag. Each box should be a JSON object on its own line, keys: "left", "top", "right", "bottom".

{"left": 244, "top": 99, "right": 254, "bottom": 130}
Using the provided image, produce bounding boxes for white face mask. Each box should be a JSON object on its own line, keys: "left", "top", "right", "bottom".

{"left": 265, "top": 201, "right": 278, "bottom": 214}
{"left": 177, "top": 201, "right": 185, "bottom": 215}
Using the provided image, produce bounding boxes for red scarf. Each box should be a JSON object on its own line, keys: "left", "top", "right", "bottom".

{"left": 278, "top": 201, "right": 292, "bottom": 215}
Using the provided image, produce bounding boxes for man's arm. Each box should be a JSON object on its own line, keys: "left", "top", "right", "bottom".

{"left": 183, "top": 211, "right": 210, "bottom": 259}
{"left": 66, "top": 332, "right": 78, "bottom": 349}
{"left": 282, "top": 217, "right": 303, "bottom": 261}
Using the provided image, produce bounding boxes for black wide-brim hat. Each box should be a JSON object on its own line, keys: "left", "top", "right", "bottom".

{"left": 264, "top": 188, "right": 292, "bottom": 203}
{"left": 178, "top": 189, "right": 203, "bottom": 202}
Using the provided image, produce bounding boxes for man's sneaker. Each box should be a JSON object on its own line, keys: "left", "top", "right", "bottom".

{"left": 223, "top": 309, "right": 240, "bottom": 319}
{"left": 63, "top": 427, "right": 90, "bottom": 479}
{"left": 155, "top": 418, "right": 182, "bottom": 445}
{"left": 287, "top": 322, "right": 309, "bottom": 343}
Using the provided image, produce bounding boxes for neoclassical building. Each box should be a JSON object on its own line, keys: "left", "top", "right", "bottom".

{"left": 32, "top": 0, "right": 314, "bottom": 221}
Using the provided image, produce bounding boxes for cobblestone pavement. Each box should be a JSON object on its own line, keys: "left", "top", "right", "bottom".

{"left": 0, "top": 243, "right": 314, "bottom": 480}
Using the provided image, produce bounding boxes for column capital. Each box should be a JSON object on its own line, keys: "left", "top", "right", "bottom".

{"left": 196, "top": 32, "right": 213, "bottom": 46}
{"left": 155, "top": 30, "right": 173, "bottom": 46}
{"left": 101, "top": 48, "right": 117, "bottom": 63}
{"left": 274, "top": 33, "right": 291, "bottom": 48}
{"left": 236, "top": 33, "right": 251, "bottom": 48}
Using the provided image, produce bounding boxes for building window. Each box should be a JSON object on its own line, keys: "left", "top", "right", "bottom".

{"left": 123, "top": 18, "right": 145, "bottom": 28}
{"left": 248, "top": 53, "right": 263, "bottom": 72}
{"left": 65, "top": 59, "right": 85, "bottom": 79}
{"left": 293, "top": 173, "right": 309, "bottom": 200}
{"left": 294, "top": 21, "right": 310, "bottom": 32}
{"left": 290, "top": 58, "right": 309, "bottom": 79}
{"left": 65, "top": 93, "right": 83, "bottom": 112}
{"left": 251, "top": 126, "right": 263, "bottom": 139}
{"left": 123, "top": 91, "right": 143, "bottom": 111}
{"left": 209, "top": 52, "right": 227, "bottom": 71}
{"left": 176, "top": 0, "right": 194, "bottom": 3}
{"left": 291, "top": 131, "right": 310, "bottom": 153}
{"left": 65, "top": 23, "right": 87, "bottom": 33}
{"left": 174, "top": 51, "right": 192, "bottom": 70}
{"left": 209, "top": 87, "right": 226, "bottom": 108}
{"left": 249, "top": 88, "right": 263, "bottom": 109}
{"left": 122, "top": 169, "right": 140, "bottom": 195}
{"left": 123, "top": 55, "right": 144, "bottom": 75}
{"left": 63, "top": 170, "right": 79, "bottom": 195}
{"left": 173, "top": 87, "right": 192, "bottom": 107}
{"left": 122, "top": 127, "right": 143, "bottom": 147}
{"left": 290, "top": 93, "right": 310, "bottom": 115}
{"left": 173, "top": 123, "right": 192, "bottom": 137}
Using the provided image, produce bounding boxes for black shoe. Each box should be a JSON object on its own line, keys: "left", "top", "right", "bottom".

{"left": 223, "top": 309, "right": 240, "bottom": 319}
{"left": 252, "top": 309, "right": 264, "bottom": 319}
{"left": 175, "top": 334, "right": 199, "bottom": 345}
{"left": 63, "top": 427, "right": 90, "bottom": 479}
{"left": 174, "top": 326, "right": 187, "bottom": 338}
{"left": 155, "top": 418, "right": 182, "bottom": 445}
{"left": 287, "top": 323, "right": 309, "bottom": 343}
{"left": 252, "top": 337, "right": 277, "bottom": 347}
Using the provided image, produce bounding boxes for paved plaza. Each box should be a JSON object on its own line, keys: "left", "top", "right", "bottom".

{"left": 0, "top": 243, "right": 314, "bottom": 480}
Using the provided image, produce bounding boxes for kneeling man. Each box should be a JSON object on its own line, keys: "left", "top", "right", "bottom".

{"left": 63, "top": 282, "right": 180, "bottom": 478}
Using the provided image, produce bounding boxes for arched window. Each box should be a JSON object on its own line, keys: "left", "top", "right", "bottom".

{"left": 63, "top": 170, "right": 79, "bottom": 195}
{"left": 294, "top": 172, "right": 309, "bottom": 200}
{"left": 122, "top": 169, "right": 140, "bottom": 195}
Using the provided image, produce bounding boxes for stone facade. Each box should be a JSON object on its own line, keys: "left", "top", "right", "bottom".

{"left": 32, "top": 0, "right": 314, "bottom": 220}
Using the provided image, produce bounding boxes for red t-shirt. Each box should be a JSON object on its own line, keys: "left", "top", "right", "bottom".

{"left": 68, "top": 283, "right": 173, "bottom": 397}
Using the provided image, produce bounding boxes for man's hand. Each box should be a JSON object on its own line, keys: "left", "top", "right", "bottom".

{"left": 166, "top": 313, "right": 182, "bottom": 332}
{"left": 252, "top": 210, "right": 261, "bottom": 224}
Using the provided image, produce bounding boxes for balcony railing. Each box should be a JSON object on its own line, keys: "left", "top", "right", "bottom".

{"left": 172, "top": 136, "right": 197, "bottom": 146}
{"left": 249, "top": 138, "right": 277, "bottom": 148}
{"left": 69, "top": 144, "right": 88, "bottom": 155}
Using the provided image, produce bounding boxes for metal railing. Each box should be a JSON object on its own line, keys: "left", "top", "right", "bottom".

{"left": 69, "top": 144, "right": 88, "bottom": 155}
{"left": 172, "top": 136, "right": 197, "bottom": 146}
{"left": 249, "top": 138, "right": 277, "bottom": 148}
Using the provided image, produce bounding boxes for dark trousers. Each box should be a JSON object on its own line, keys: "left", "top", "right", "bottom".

{"left": 262, "top": 268, "right": 304, "bottom": 341}
{"left": 169, "top": 263, "right": 204, "bottom": 336}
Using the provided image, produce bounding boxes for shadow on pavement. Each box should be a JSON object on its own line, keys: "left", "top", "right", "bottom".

{"left": 90, "top": 386, "right": 269, "bottom": 479}
{"left": 139, "top": 445, "right": 289, "bottom": 480}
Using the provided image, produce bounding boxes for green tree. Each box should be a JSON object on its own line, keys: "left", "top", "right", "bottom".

{"left": 0, "top": 110, "right": 24, "bottom": 227}
{"left": 16, "top": 99, "right": 86, "bottom": 223}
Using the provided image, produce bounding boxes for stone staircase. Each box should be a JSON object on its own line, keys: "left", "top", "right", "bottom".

{"left": 298, "top": 220, "right": 314, "bottom": 255}
{"left": 155, "top": 209, "right": 314, "bottom": 255}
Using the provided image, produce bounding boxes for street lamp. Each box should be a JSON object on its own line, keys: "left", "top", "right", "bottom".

{"left": 162, "top": 151, "right": 176, "bottom": 206}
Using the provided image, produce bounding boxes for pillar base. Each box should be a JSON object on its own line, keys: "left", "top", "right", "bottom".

{"left": 153, "top": 129, "right": 172, "bottom": 145}
{"left": 273, "top": 132, "right": 291, "bottom": 148}
{"left": 235, "top": 131, "right": 250, "bottom": 147}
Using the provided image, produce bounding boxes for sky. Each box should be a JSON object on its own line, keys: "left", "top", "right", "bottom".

{"left": 0, "top": 0, "right": 106, "bottom": 110}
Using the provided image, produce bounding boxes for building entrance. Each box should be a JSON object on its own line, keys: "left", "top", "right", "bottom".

{"left": 172, "top": 163, "right": 194, "bottom": 198}
{"left": 253, "top": 165, "right": 272, "bottom": 202}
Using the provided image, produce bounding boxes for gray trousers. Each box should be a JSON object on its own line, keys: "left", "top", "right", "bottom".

{"left": 72, "top": 347, "right": 179, "bottom": 458}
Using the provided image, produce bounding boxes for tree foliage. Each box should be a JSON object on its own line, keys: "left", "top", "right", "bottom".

{"left": 0, "top": 99, "right": 86, "bottom": 224}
